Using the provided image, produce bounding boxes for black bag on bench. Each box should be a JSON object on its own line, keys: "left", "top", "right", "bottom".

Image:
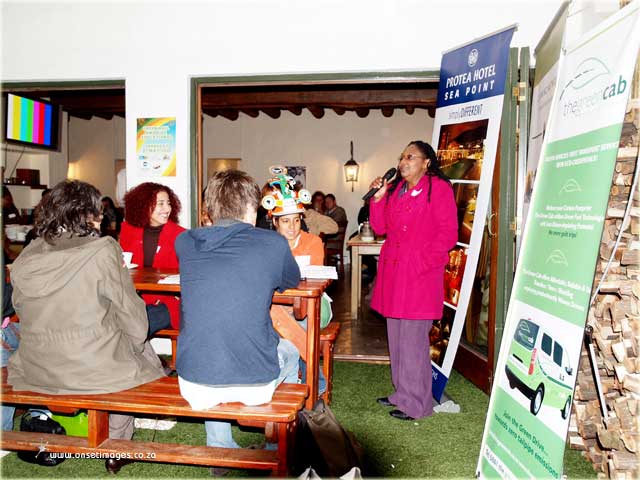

{"left": 17, "top": 410, "right": 66, "bottom": 466}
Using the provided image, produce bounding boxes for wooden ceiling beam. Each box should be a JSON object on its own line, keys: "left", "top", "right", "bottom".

{"left": 240, "top": 108, "right": 260, "bottom": 118}
{"left": 48, "top": 92, "right": 125, "bottom": 110}
{"left": 286, "top": 106, "right": 303, "bottom": 116}
{"left": 93, "top": 113, "right": 114, "bottom": 120}
{"left": 355, "top": 108, "right": 369, "bottom": 118}
{"left": 70, "top": 112, "right": 93, "bottom": 121}
{"left": 381, "top": 107, "right": 394, "bottom": 118}
{"left": 332, "top": 107, "right": 346, "bottom": 116}
{"left": 201, "top": 88, "right": 437, "bottom": 110}
{"left": 307, "top": 106, "right": 325, "bottom": 119}
{"left": 262, "top": 108, "right": 281, "bottom": 119}
{"left": 217, "top": 109, "right": 239, "bottom": 121}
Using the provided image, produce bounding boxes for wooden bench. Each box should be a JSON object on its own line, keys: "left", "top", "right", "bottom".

{"left": 0, "top": 368, "right": 307, "bottom": 476}
{"left": 154, "top": 313, "right": 341, "bottom": 404}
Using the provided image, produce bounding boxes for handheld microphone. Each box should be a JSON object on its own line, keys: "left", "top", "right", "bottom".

{"left": 362, "top": 168, "right": 397, "bottom": 201}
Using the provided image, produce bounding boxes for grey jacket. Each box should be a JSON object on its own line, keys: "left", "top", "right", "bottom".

{"left": 8, "top": 234, "right": 164, "bottom": 394}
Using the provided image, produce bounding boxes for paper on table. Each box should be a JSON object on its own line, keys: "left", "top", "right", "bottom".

{"left": 158, "top": 274, "right": 180, "bottom": 284}
{"left": 299, "top": 265, "right": 338, "bottom": 280}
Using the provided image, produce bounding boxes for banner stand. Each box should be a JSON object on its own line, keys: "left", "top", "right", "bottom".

{"left": 584, "top": 326, "right": 608, "bottom": 419}
{"left": 434, "top": 392, "right": 461, "bottom": 414}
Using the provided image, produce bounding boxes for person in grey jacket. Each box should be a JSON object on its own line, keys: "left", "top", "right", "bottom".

{"left": 7, "top": 180, "right": 165, "bottom": 461}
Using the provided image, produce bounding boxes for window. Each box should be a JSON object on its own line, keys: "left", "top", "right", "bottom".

{"left": 553, "top": 342, "right": 563, "bottom": 367}
{"left": 541, "top": 334, "right": 552, "bottom": 356}
{"left": 514, "top": 319, "right": 538, "bottom": 349}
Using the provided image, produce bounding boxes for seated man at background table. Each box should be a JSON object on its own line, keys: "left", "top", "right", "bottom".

{"left": 324, "top": 193, "right": 348, "bottom": 226}
{"left": 175, "top": 170, "right": 301, "bottom": 454}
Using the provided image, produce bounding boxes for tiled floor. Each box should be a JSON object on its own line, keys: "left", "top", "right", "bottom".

{"left": 325, "top": 265, "right": 390, "bottom": 362}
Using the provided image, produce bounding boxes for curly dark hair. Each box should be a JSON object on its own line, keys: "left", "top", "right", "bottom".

{"left": 35, "top": 180, "right": 102, "bottom": 244}
{"left": 123, "top": 182, "right": 181, "bottom": 227}
{"left": 387, "top": 140, "right": 451, "bottom": 203}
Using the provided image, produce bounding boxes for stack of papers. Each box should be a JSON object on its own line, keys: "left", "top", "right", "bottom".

{"left": 300, "top": 265, "right": 338, "bottom": 280}
{"left": 295, "top": 255, "right": 337, "bottom": 279}
{"left": 158, "top": 274, "right": 180, "bottom": 284}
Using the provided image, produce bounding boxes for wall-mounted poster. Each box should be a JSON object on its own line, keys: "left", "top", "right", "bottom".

{"left": 285, "top": 166, "right": 307, "bottom": 190}
{"left": 136, "top": 117, "right": 176, "bottom": 177}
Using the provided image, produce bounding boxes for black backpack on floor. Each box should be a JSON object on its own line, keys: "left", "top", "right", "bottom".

{"left": 17, "top": 410, "right": 66, "bottom": 466}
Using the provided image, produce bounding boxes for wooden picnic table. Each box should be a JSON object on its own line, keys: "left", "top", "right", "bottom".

{"left": 130, "top": 267, "right": 331, "bottom": 409}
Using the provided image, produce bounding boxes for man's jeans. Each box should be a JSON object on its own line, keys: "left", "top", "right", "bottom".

{"left": 1, "top": 324, "right": 20, "bottom": 431}
{"left": 204, "top": 339, "right": 299, "bottom": 448}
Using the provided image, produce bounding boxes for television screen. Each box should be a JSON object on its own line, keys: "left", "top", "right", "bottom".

{"left": 3, "top": 93, "right": 60, "bottom": 151}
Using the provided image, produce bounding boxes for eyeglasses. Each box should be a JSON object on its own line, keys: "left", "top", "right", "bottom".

{"left": 398, "top": 153, "right": 425, "bottom": 162}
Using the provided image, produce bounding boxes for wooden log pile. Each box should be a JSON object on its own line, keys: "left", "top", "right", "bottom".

{"left": 567, "top": 57, "right": 640, "bottom": 478}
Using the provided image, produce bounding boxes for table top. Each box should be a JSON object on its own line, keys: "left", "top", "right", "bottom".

{"left": 129, "top": 267, "right": 331, "bottom": 298}
{"left": 347, "top": 235, "right": 385, "bottom": 247}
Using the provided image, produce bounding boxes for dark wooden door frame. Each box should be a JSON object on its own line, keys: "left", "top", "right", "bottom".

{"left": 190, "top": 70, "right": 521, "bottom": 395}
{"left": 190, "top": 71, "right": 440, "bottom": 225}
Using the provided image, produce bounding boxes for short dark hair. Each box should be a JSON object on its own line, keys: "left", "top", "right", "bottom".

{"left": 325, "top": 193, "right": 336, "bottom": 202}
{"left": 205, "top": 170, "right": 260, "bottom": 224}
{"left": 101, "top": 196, "right": 116, "bottom": 210}
{"left": 35, "top": 180, "right": 102, "bottom": 244}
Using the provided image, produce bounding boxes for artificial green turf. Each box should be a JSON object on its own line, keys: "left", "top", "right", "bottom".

{"left": 0, "top": 361, "right": 597, "bottom": 478}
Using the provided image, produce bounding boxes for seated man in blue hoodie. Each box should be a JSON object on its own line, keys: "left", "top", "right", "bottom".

{"left": 175, "top": 170, "right": 301, "bottom": 452}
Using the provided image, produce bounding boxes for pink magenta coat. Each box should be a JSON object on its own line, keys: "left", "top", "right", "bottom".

{"left": 369, "top": 175, "right": 458, "bottom": 320}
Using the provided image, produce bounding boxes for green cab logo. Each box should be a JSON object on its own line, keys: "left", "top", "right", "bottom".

{"left": 559, "top": 57, "right": 628, "bottom": 117}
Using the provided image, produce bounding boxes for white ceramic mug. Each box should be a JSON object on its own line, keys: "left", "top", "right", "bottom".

{"left": 122, "top": 251, "right": 133, "bottom": 268}
{"left": 4, "top": 225, "right": 18, "bottom": 241}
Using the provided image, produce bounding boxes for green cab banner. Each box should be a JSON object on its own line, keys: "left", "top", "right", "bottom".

{"left": 478, "top": 3, "right": 640, "bottom": 479}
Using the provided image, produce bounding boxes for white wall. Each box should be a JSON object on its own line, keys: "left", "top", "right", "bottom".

{"left": 67, "top": 116, "right": 125, "bottom": 200}
{"left": 204, "top": 109, "right": 433, "bottom": 238}
{"left": 2, "top": 0, "right": 569, "bottom": 226}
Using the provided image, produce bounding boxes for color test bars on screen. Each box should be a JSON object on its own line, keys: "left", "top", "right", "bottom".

{"left": 6, "top": 93, "right": 53, "bottom": 146}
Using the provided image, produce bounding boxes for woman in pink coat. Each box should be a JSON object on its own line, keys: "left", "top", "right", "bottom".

{"left": 369, "top": 140, "right": 458, "bottom": 421}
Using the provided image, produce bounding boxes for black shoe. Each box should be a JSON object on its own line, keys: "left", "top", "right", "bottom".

{"left": 105, "top": 458, "right": 134, "bottom": 474}
{"left": 377, "top": 396, "right": 394, "bottom": 407}
{"left": 389, "top": 409, "right": 415, "bottom": 421}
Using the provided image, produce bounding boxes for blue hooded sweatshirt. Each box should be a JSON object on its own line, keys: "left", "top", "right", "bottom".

{"left": 175, "top": 220, "right": 300, "bottom": 385}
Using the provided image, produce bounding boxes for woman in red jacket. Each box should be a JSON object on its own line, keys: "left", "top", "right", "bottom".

{"left": 120, "top": 182, "right": 185, "bottom": 331}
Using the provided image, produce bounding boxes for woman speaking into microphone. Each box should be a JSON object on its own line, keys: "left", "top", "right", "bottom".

{"left": 369, "top": 140, "right": 458, "bottom": 421}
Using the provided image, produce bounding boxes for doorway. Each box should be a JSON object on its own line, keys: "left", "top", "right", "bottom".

{"left": 192, "top": 72, "right": 514, "bottom": 393}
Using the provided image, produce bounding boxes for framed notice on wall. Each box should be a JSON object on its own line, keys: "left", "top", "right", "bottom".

{"left": 136, "top": 117, "right": 176, "bottom": 177}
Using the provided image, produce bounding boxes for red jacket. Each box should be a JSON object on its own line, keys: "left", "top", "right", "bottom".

{"left": 119, "top": 220, "right": 185, "bottom": 328}
{"left": 369, "top": 175, "right": 458, "bottom": 320}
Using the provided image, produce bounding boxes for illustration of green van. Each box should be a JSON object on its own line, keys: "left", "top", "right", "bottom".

{"left": 505, "top": 318, "right": 574, "bottom": 418}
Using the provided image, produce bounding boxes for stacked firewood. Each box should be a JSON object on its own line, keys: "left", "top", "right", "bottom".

{"left": 568, "top": 64, "right": 639, "bottom": 478}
